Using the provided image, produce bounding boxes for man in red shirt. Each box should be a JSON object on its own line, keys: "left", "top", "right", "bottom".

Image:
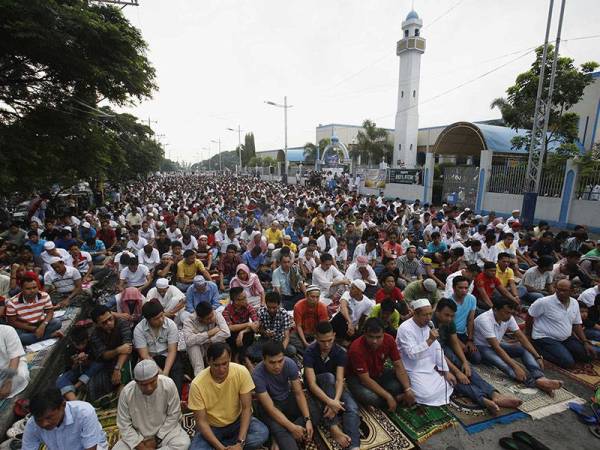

{"left": 346, "top": 317, "right": 415, "bottom": 411}
{"left": 381, "top": 232, "right": 404, "bottom": 261}
{"left": 474, "top": 262, "right": 515, "bottom": 310}
{"left": 96, "top": 220, "right": 116, "bottom": 252}
{"left": 291, "top": 285, "right": 328, "bottom": 353}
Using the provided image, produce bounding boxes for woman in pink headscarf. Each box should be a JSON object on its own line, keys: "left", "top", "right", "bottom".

{"left": 229, "top": 264, "right": 265, "bottom": 307}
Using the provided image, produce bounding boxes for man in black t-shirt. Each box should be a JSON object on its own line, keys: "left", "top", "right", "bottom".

{"left": 303, "top": 321, "right": 360, "bottom": 450}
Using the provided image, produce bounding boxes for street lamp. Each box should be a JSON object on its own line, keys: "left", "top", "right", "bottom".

{"left": 226, "top": 126, "right": 244, "bottom": 172}
{"left": 265, "top": 97, "right": 293, "bottom": 183}
{"left": 202, "top": 146, "right": 210, "bottom": 170}
{"left": 210, "top": 139, "right": 222, "bottom": 171}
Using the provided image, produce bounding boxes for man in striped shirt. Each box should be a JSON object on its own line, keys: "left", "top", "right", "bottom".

{"left": 43, "top": 258, "right": 83, "bottom": 308}
{"left": 6, "top": 276, "right": 63, "bottom": 346}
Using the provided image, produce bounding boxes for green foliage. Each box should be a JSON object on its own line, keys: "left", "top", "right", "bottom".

{"left": 491, "top": 45, "right": 598, "bottom": 151}
{"left": 352, "top": 119, "right": 393, "bottom": 166}
{"left": 239, "top": 132, "right": 256, "bottom": 167}
{"left": 303, "top": 137, "right": 331, "bottom": 162}
{"left": 0, "top": 0, "right": 157, "bottom": 195}
{"left": 160, "top": 158, "right": 184, "bottom": 172}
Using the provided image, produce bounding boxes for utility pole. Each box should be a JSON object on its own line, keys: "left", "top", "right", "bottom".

{"left": 227, "top": 126, "right": 244, "bottom": 172}
{"left": 265, "top": 97, "right": 293, "bottom": 184}
{"left": 522, "top": 0, "right": 566, "bottom": 226}
{"left": 211, "top": 139, "right": 222, "bottom": 171}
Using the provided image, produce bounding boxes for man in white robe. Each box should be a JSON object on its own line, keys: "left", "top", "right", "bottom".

{"left": 145, "top": 278, "right": 190, "bottom": 328}
{"left": 114, "top": 360, "right": 190, "bottom": 450}
{"left": 396, "top": 299, "right": 454, "bottom": 406}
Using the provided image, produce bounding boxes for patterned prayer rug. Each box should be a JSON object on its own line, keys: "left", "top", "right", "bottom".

{"left": 448, "top": 393, "right": 527, "bottom": 434}
{"left": 476, "top": 364, "right": 585, "bottom": 419}
{"left": 544, "top": 359, "right": 600, "bottom": 390}
{"left": 386, "top": 404, "right": 456, "bottom": 443}
{"left": 315, "top": 406, "right": 415, "bottom": 450}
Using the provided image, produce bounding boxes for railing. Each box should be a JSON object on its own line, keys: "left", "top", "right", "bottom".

{"left": 576, "top": 163, "right": 600, "bottom": 200}
{"left": 488, "top": 162, "right": 565, "bottom": 197}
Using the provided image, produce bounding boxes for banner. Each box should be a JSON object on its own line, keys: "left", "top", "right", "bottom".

{"left": 388, "top": 168, "right": 422, "bottom": 185}
{"left": 364, "top": 169, "right": 386, "bottom": 188}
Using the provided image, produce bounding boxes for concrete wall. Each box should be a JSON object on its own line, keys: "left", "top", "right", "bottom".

{"left": 568, "top": 199, "right": 600, "bottom": 231}
{"left": 481, "top": 193, "right": 562, "bottom": 222}
{"left": 568, "top": 74, "right": 600, "bottom": 151}
{"left": 383, "top": 183, "right": 424, "bottom": 201}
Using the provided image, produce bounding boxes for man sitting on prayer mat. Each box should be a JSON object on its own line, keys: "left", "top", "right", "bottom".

{"left": 114, "top": 360, "right": 190, "bottom": 450}
{"left": 396, "top": 298, "right": 454, "bottom": 406}
{"left": 22, "top": 388, "right": 108, "bottom": 450}
{"left": 432, "top": 298, "right": 522, "bottom": 414}
{"left": 346, "top": 317, "right": 415, "bottom": 411}
{"left": 529, "top": 279, "right": 596, "bottom": 369}
{"left": 474, "top": 297, "right": 563, "bottom": 395}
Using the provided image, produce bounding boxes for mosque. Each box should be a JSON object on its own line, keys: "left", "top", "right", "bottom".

{"left": 258, "top": 9, "right": 600, "bottom": 172}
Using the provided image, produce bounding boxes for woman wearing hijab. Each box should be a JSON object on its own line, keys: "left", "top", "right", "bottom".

{"left": 229, "top": 264, "right": 265, "bottom": 307}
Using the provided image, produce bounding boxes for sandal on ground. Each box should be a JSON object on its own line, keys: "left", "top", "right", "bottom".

{"left": 512, "top": 431, "right": 551, "bottom": 450}
{"left": 590, "top": 425, "right": 600, "bottom": 439}
{"left": 499, "top": 437, "right": 534, "bottom": 450}
{"left": 568, "top": 402, "right": 598, "bottom": 425}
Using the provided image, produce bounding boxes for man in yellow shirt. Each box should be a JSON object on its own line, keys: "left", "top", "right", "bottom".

{"left": 176, "top": 250, "right": 211, "bottom": 292}
{"left": 187, "top": 342, "right": 269, "bottom": 450}
{"left": 264, "top": 221, "right": 283, "bottom": 247}
{"left": 496, "top": 252, "right": 521, "bottom": 304}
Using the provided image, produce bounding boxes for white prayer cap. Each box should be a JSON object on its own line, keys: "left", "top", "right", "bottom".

{"left": 199, "top": 235, "right": 208, "bottom": 240}
{"left": 423, "top": 278, "right": 437, "bottom": 293}
{"left": 49, "top": 256, "right": 63, "bottom": 265}
{"left": 268, "top": 243, "right": 275, "bottom": 250}
{"left": 410, "top": 298, "right": 431, "bottom": 310}
{"left": 63, "top": 226, "right": 72, "bottom": 232}
{"left": 82, "top": 221, "right": 91, "bottom": 229}
{"left": 512, "top": 209, "right": 520, "bottom": 214}
{"left": 305, "top": 284, "right": 321, "bottom": 294}
{"left": 302, "top": 237, "right": 309, "bottom": 245}
{"left": 44, "top": 241, "right": 56, "bottom": 250}
{"left": 351, "top": 279, "right": 366, "bottom": 292}
{"left": 156, "top": 278, "right": 169, "bottom": 289}
{"left": 134, "top": 359, "right": 159, "bottom": 382}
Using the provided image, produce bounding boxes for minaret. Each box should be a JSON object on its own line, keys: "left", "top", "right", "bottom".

{"left": 393, "top": 10, "right": 425, "bottom": 168}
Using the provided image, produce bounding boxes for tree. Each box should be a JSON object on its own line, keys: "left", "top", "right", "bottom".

{"left": 353, "top": 119, "right": 393, "bottom": 166}
{"left": 491, "top": 45, "right": 598, "bottom": 154}
{"left": 239, "top": 132, "right": 256, "bottom": 167}
{"left": 0, "top": 0, "right": 157, "bottom": 194}
{"left": 303, "top": 138, "right": 331, "bottom": 163}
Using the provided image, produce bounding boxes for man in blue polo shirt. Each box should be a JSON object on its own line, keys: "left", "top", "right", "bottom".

{"left": 303, "top": 321, "right": 360, "bottom": 450}
{"left": 22, "top": 388, "right": 107, "bottom": 450}
{"left": 450, "top": 275, "right": 480, "bottom": 364}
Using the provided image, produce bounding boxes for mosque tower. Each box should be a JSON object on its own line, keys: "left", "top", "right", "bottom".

{"left": 393, "top": 10, "right": 425, "bottom": 168}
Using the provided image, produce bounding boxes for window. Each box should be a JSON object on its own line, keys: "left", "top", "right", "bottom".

{"left": 401, "top": 91, "right": 404, "bottom": 98}
{"left": 398, "top": 144, "right": 402, "bottom": 150}
{"left": 415, "top": 28, "right": 420, "bottom": 37}
{"left": 413, "top": 90, "right": 416, "bottom": 98}
{"left": 404, "top": 29, "right": 409, "bottom": 37}
{"left": 410, "top": 144, "right": 413, "bottom": 150}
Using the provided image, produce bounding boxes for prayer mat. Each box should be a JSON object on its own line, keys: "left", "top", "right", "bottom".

{"left": 315, "top": 406, "right": 415, "bottom": 450}
{"left": 544, "top": 358, "right": 600, "bottom": 390}
{"left": 448, "top": 392, "right": 527, "bottom": 434}
{"left": 386, "top": 404, "right": 456, "bottom": 443}
{"left": 476, "top": 364, "right": 585, "bottom": 419}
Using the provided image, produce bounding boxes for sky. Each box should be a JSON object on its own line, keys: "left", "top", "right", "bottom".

{"left": 120, "top": 0, "right": 600, "bottom": 163}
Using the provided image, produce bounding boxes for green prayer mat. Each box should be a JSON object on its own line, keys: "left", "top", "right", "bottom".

{"left": 387, "top": 404, "right": 457, "bottom": 443}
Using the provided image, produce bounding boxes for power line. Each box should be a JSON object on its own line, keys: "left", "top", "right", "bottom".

{"left": 373, "top": 47, "right": 536, "bottom": 121}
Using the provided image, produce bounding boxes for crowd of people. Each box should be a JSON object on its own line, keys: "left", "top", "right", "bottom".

{"left": 0, "top": 172, "right": 599, "bottom": 450}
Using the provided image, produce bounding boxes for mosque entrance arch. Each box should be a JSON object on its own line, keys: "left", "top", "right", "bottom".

{"left": 432, "top": 122, "right": 486, "bottom": 207}
{"left": 317, "top": 136, "right": 352, "bottom": 173}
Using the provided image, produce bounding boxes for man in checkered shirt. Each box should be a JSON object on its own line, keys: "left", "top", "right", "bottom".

{"left": 248, "top": 292, "right": 296, "bottom": 362}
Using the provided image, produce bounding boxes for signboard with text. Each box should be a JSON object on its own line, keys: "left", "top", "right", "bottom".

{"left": 388, "top": 168, "right": 422, "bottom": 185}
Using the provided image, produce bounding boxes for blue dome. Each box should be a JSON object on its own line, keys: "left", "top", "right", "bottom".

{"left": 406, "top": 10, "right": 419, "bottom": 20}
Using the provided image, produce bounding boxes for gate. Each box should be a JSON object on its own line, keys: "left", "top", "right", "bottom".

{"left": 441, "top": 166, "right": 479, "bottom": 209}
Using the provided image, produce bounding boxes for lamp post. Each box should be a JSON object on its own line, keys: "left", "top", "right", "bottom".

{"left": 202, "top": 146, "right": 210, "bottom": 171}
{"left": 226, "top": 126, "right": 244, "bottom": 172}
{"left": 265, "top": 97, "right": 293, "bottom": 183}
{"left": 210, "top": 139, "right": 222, "bottom": 172}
